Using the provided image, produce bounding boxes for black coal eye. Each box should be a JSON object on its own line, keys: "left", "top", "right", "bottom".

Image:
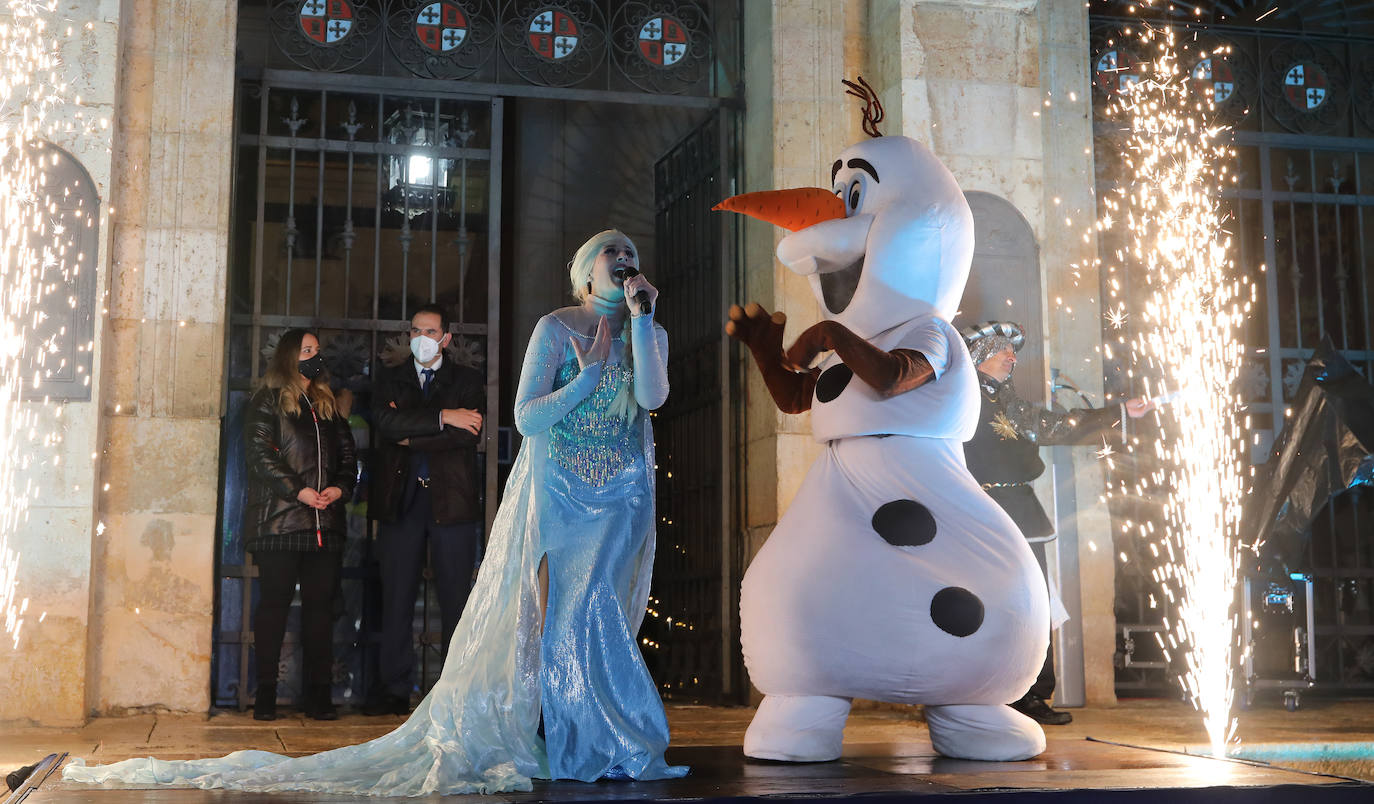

{"left": 848, "top": 180, "right": 861, "bottom": 211}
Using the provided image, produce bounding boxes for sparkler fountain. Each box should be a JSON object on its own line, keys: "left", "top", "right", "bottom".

{"left": 0, "top": 0, "right": 89, "bottom": 650}
{"left": 1099, "top": 17, "right": 1251, "bottom": 758}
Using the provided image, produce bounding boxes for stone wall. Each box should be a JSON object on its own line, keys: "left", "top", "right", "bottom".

{"left": 0, "top": 0, "right": 239, "bottom": 724}
{"left": 0, "top": 0, "right": 121, "bottom": 726}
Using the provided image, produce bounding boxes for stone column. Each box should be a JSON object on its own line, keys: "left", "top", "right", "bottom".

{"left": 1037, "top": 0, "right": 1115, "bottom": 705}
{"left": 86, "top": 0, "right": 238, "bottom": 714}
{"left": 740, "top": 0, "right": 866, "bottom": 574}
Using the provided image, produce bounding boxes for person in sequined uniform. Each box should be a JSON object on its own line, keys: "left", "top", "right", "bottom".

{"left": 962, "top": 321, "right": 1152, "bottom": 725}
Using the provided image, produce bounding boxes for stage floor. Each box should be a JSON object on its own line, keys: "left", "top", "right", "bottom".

{"left": 6, "top": 699, "right": 1374, "bottom": 802}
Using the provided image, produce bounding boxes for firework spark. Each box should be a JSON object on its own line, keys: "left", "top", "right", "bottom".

{"left": 1099, "top": 17, "right": 1249, "bottom": 758}
{"left": 1, "top": 0, "right": 89, "bottom": 650}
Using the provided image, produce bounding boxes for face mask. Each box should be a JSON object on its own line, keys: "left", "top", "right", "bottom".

{"left": 410, "top": 335, "right": 441, "bottom": 363}
{"left": 298, "top": 354, "right": 325, "bottom": 380}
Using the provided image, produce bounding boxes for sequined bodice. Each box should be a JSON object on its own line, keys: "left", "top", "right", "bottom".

{"left": 549, "top": 358, "right": 639, "bottom": 487}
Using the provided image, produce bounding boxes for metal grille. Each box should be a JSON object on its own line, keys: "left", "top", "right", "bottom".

{"left": 642, "top": 112, "right": 741, "bottom": 702}
{"left": 213, "top": 72, "right": 503, "bottom": 709}
{"left": 248, "top": 0, "right": 725, "bottom": 97}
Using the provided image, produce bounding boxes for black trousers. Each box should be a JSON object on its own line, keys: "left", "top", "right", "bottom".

{"left": 376, "top": 483, "right": 480, "bottom": 699}
{"left": 253, "top": 549, "right": 341, "bottom": 688}
{"left": 1027, "top": 539, "right": 1057, "bottom": 701}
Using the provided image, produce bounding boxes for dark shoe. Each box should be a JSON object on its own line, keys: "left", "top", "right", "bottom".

{"left": 7, "top": 760, "right": 41, "bottom": 791}
{"left": 1010, "top": 693, "right": 1073, "bottom": 725}
{"left": 360, "top": 694, "right": 409, "bottom": 716}
{"left": 304, "top": 684, "right": 339, "bottom": 721}
{"left": 253, "top": 683, "right": 278, "bottom": 721}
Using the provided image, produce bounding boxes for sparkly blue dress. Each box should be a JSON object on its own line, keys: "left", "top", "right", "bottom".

{"left": 63, "top": 312, "right": 685, "bottom": 796}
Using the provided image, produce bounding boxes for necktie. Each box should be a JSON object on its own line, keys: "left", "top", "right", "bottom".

{"left": 416, "top": 368, "right": 437, "bottom": 483}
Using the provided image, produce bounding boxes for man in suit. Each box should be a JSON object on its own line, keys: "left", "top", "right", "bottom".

{"left": 364, "top": 303, "right": 485, "bottom": 715}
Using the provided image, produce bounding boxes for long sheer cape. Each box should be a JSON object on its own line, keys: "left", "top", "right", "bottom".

{"left": 63, "top": 417, "right": 658, "bottom": 798}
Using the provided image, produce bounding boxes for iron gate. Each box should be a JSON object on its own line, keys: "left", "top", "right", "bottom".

{"left": 213, "top": 73, "right": 503, "bottom": 709}
{"left": 644, "top": 112, "right": 742, "bottom": 703}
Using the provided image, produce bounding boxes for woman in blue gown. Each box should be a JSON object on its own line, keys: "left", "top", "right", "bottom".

{"left": 62, "top": 229, "right": 687, "bottom": 795}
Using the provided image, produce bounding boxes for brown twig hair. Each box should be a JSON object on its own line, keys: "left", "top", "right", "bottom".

{"left": 842, "top": 75, "right": 885, "bottom": 138}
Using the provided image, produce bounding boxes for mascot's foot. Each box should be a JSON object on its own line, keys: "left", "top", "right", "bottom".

{"left": 923, "top": 704, "right": 1046, "bottom": 761}
{"left": 744, "top": 694, "right": 852, "bottom": 762}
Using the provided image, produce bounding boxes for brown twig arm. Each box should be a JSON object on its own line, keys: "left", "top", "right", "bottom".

{"left": 786, "top": 321, "right": 933, "bottom": 398}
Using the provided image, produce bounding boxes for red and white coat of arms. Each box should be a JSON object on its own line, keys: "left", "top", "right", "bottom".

{"left": 638, "top": 16, "right": 688, "bottom": 67}
{"left": 299, "top": 0, "right": 355, "bottom": 45}
{"left": 416, "top": 2, "right": 468, "bottom": 53}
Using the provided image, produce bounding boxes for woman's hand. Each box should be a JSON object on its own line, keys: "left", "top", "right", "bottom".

{"left": 318, "top": 486, "right": 344, "bottom": 506}
{"left": 297, "top": 487, "right": 327, "bottom": 509}
{"left": 571, "top": 315, "right": 612, "bottom": 369}
{"left": 623, "top": 272, "right": 658, "bottom": 316}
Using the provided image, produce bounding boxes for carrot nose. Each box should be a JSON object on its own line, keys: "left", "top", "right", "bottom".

{"left": 712, "top": 188, "right": 845, "bottom": 232}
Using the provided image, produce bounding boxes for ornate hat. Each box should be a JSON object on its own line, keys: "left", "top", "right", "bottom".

{"left": 961, "top": 321, "right": 1026, "bottom": 366}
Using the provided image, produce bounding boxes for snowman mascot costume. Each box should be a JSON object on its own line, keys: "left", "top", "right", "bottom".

{"left": 716, "top": 85, "right": 1050, "bottom": 764}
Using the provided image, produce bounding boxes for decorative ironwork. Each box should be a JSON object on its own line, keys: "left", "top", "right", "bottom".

{"left": 499, "top": 0, "right": 606, "bottom": 87}
{"left": 387, "top": 0, "right": 497, "bottom": 80}
{"left": 1187, "top": 39, "right": 1257, "bottom": 123}
{"left": 271, "top": 0, "right": 383, "bottom": 72}
{"left": 1263, "top": 40, "right": 1348, "bottom": 134}
{"left": 647, "top": 112, "right": 737, "bottom": 703}
{"left": 609, "top": 1, "right": 711, "bottom": 94}
{"left": 1354, "top": 52, "right": 1374, "bottom": 132}
{"left": 1090, "top": 0, "right": 1374, "bottom": 39}
{"left": 216, "top": 78, "right": 505, "bottom": 710}
{"left": 1092, "top": 41, "right": 1144, "bottom": 98}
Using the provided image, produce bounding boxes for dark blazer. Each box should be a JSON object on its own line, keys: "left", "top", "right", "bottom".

{"left": 243, "top": 387, "right": 358, "bottom": 548}
{"left": 370, "top": 358, "right": 485, "bottom": 525}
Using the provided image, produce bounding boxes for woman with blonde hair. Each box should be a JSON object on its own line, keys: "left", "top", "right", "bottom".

{"left": 242, "top": 328, "right": 356, "bottom": 721}
{"left": 65, "top": 231, "right": 682, "bottom": 793}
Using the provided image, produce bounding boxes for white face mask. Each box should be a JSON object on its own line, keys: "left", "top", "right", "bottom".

{"left": 410, "top": 335, "right": 441, "bottom": 363}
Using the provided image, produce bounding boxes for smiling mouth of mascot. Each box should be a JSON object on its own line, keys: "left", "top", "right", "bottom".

{"left": 820, "top": 256, "right": 864, "bottom": 315}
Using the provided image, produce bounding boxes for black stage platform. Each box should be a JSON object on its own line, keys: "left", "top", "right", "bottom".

{"left": 10, "top": 739, "right": 1371, "bottom": 804}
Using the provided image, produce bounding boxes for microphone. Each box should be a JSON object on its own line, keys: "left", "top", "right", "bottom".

{"left": 618, "top": 266, "right": 652, "bottom": 316}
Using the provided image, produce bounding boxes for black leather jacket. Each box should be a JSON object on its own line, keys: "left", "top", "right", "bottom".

{"left": 243, "top": 387, "right": 357, "bottom": 549}
{"left": 370, "top": 359, "right": 485, "bottom": 525}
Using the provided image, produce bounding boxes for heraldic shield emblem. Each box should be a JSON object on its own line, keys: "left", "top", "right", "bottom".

{"left": 528, "top": 7, "right": 579, "bottom": 60}
{"left": 1093, "top": 47, "right": 1141, "bottom": 94}
{"left": 415, "top": 1, "right": 468, "bottom": 52}
{"left": 299, "top": 0, "right": 355, "bottom": 45}
{"left": 638, "top": 15, "right": 688, "bottom": 67}
{"left": 1191, "top": 56, "right": 1236, "bottom": 105}
{"left": 1284, "top": 61, "right": 1329, "bottom": 111}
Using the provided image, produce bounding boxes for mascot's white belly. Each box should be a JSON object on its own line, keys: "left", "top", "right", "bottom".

{"left": 742, "top": 435, "right": 1048, "bottom": 703}
{"left": 741, "top": 317, "right": 1047, "bottom": 703}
